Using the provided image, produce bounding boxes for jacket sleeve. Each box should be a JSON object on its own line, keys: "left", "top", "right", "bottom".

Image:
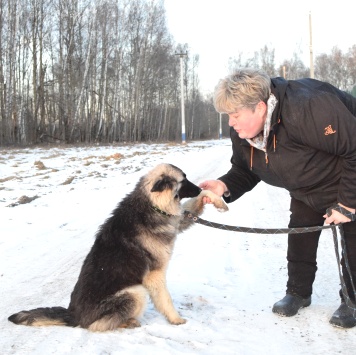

{"left": 298, "top": 93, "right": 356, "bottom": 208}
{"left": 218, "top": 128, "right": 260, "bottom": 203}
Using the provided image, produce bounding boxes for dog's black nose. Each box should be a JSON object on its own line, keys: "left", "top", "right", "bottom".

{"left": 178, "top": 180, "right": 201, "bottom": 199}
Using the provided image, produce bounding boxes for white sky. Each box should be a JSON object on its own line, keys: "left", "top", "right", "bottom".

{"left": 165, "top": 0, "right": 356, "bottom": 93}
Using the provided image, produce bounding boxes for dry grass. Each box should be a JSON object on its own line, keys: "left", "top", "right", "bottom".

{"left": 60, "top": 176, "right": 75, "bottom": 185}
{"left": 7, "top": 195, "right": 39, "bottom": 207}
{"left": 34, "top": 161, "right": 47, "bottom": 170}
{"left": 0, "top": 176, "right": 17, "bottom": 183}
{"left": 104, "top": 153, "right": 124, "bottom": 160}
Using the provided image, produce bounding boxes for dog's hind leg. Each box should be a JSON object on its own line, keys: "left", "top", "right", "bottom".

{"left": 118, "top": 317, "right": 141, "bottom": 329}
{"left": 88, "top": 285, "right": 147, "bottom": 331}
{"left": 143, "top": 270, "right": 186, "bottom": 325}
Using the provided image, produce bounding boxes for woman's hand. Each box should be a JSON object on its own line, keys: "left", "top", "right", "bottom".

{"left": 323, "top": 203, "right": 355, "bottom": 224}
{"left": 199, "top": 180, "right": 228, "bottom": 204}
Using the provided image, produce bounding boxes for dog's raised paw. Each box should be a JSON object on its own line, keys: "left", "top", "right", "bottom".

{"left": 216, "top": 204, "right": 229, "bottom": 212}
{"left": 200, "top": 190, "right": 229, "bottom": 212}
{"left": 214, "top": 201, "right": 229, "bottom": 212}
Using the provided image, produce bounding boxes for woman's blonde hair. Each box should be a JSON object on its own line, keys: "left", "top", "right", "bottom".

{"left": 213, "top": 68, "right": 271, "bottom": 113}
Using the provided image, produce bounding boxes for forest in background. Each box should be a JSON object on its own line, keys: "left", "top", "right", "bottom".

{"left": 1, "top": 0, "right": 356, "bottom": 146}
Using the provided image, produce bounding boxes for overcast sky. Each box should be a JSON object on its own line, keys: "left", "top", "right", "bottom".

{"left": 165, "top": 0, "right": 356, "bottom": 93}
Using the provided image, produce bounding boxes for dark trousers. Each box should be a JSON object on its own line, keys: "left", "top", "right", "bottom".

{"left": 286, "top": 197, "right": 356, "bottom": 301}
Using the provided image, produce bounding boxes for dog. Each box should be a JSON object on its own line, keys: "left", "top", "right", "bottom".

{"left": 8, "top": 163, "right": 228, "bottom": 331}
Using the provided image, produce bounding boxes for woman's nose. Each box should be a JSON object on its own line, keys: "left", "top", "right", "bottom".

{"left": 228, "top": 115, "right": 236, "bottom": 127}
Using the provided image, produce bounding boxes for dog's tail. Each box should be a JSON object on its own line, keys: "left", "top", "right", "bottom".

{"left": 8, "top": 307, "right": 76, "bottom": 327}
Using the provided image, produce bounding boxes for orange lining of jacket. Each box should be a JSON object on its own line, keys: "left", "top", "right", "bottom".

{"left": 249, "top": 130, "right": 277, "bottom": 170}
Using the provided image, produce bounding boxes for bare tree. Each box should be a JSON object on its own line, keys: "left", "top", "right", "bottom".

{"left": 346, "top": 45, "right": 356, "bottom": 88}
{"left": 3, "top": 0, "right": 17, "bottom": 143}
{"left": 228, "top": 46, "right": 277, "bottom": 76}
{"left": 315, "top": 46, "right": 349, "bottom": 90}
{"left": 278, "top": 52, "right": 309, "bottom": 79}
{"left": 0, "top": 0, "right": 5, "bottom": 144}
{"left": 259, "top": 45, "right": 277, "bottom": 76}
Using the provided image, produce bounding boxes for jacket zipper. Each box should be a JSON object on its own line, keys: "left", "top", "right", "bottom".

{"left": 250, "top": 133, "right": 277, "bottom": 170}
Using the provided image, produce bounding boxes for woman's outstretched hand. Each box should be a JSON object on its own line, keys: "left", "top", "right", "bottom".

{"left": 199, "top": 180, "right": 228, "bottom": 204}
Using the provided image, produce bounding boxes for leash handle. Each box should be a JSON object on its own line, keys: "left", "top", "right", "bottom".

{"left": 326, "top": 204, "right": 356, "bottom": 222}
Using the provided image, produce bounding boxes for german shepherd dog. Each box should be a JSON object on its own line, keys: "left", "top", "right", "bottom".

{"left": 8, "top": 163, "right": 228, "bottom": 331}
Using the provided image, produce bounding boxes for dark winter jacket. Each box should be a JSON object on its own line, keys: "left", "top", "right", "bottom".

{"left": 219, "top": 77, "right": 356, "bottom": 213}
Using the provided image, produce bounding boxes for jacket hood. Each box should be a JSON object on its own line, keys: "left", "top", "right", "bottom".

{"left": 270, "top": 77, "right": 288, "bottom": 126}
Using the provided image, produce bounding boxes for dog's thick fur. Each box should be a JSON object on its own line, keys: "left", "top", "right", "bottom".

{"left": 8, "top": 163, "right": 228, "bottom": 331}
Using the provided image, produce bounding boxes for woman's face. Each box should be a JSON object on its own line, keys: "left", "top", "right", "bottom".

{"left": 227, "top": 101, "right": 267, "bottom": 139}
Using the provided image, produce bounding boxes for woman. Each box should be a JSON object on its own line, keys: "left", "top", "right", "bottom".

{"left": 200, "top": 68, "right": 356, "bottom": 328}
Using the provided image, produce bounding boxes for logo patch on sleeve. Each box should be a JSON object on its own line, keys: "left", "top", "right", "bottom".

{"left": 324, "top": 125, "right": 336, "bottom": 135}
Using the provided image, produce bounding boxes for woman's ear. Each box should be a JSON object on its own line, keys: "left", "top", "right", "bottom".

{"left": 256, "top": 101, "right": 267, "bottom": 116}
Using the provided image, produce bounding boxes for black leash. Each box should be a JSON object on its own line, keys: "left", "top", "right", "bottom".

{"left": 184, "top": 211, "right": 334, "bottom": 234}
{"left": 184, "top": 210, "right": 356, "bottom": 316}
{"left": 332, "top": 225, "right": 356, "bottom": 317}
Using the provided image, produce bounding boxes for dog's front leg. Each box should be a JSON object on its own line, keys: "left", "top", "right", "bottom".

{"left": 179, "top": 190, "right": 228, "bottom": 232}
{"left": 143, "top": 270, "right": 186, "bottom": 325}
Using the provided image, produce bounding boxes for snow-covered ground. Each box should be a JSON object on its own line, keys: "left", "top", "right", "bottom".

{"left": 0, "top": 139, "right": 354, "bottom": 354}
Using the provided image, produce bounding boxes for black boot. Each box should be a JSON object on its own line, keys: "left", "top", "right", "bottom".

{"left": 329, "top": 302, "right": 356, "bottom": 328}
{"left": 272, "top": 294, "right": 311, "bottom": 317}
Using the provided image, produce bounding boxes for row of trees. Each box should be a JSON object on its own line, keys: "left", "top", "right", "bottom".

{"left": 1, "top": 0, "right": 356, "bottom": 146}
{"left": 229, "top": 44, "right": 356, "bottom": 92}
{"left": 1, "top": 0, "right": 218, "bottom": 145}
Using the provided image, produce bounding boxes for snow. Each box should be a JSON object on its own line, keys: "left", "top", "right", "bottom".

{"left": 0, "top": 139, "right": 354, "bottom": 355}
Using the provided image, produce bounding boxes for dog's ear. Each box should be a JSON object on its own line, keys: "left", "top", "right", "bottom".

{"left": 151, "top": 176, "right": 175, "bottom": 192}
